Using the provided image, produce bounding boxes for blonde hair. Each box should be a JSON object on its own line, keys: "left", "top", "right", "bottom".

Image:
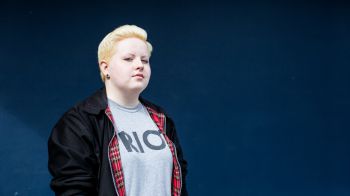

{"left": 97, "top": 24, "right": 153, "bottom": 81}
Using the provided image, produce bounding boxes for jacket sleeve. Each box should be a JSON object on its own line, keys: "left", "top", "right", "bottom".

{"left": 48, "top": 109, "right": 98, "bottom": 196}
{"left": 168, "top": 117, "right": 189, "bottom": 196}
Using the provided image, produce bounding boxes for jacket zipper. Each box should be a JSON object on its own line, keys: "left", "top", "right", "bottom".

{"left": 164, "top": 117, "right": 183, "bottom": 195}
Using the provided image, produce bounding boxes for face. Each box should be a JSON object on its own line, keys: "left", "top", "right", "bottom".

{"left": 104, "top": 37, "right": 151, "bottom": 94}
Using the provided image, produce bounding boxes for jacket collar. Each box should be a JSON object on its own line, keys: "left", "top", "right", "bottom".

{"left": 81, "top": 87, "right": 165, "bottom": 115}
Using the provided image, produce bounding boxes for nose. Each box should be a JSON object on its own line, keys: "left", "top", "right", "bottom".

{"left": 134, "top": 58, "right": 144, "bottom": 70}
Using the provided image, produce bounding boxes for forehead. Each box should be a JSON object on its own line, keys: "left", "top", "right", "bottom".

{"left": 114, "top": 37, "right": 149, "bottom": 56}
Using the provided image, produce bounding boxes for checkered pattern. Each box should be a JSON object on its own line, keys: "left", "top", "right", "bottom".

{"left": 144, "top": 105, "right": 182, "bottom": 196}
{"left": 105, "top": 105, "right": 182, "bottom": 196}
{"left": 105, "top": 107, "right": 126, "bottom": 196}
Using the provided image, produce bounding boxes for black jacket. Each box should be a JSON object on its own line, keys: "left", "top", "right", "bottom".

{"left": 48, "top": 88, "right": 188, "bottom": 196}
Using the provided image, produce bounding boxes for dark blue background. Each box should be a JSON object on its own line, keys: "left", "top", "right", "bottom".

{"left": 1, "top": 0, "right": 349, "bottom": 195}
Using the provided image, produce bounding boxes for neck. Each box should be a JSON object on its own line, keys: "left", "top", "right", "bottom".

{"left": 105, "top": 84, "right": 141, "bottom": 108}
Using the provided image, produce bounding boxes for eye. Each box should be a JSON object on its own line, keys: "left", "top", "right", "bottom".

{"left": 141, "top": 59, "right": 149, "bottom": 64}
{"left": 124, "top": 57, "right": 133, "bottom": 62}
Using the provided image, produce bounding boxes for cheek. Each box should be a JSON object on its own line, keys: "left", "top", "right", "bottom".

{"left": 110, "top": 62, "right": 128, "bottom": 74}
{"left": 146, "top": 66, "right": 151, "bottom": 76}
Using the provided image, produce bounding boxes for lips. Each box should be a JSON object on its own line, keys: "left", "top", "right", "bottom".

{"left": 133, "top": 73, "right": 144, "bottom": 78}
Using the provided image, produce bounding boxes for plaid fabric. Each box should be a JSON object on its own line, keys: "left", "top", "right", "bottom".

{"left": 105, "top": 104, "right": 182, "bottom": 196}
{"left": 144, "top": 105, "right": 182, "bottom": 196}
{"left": 105, "top": 106, "right": 126, "bottom": 196}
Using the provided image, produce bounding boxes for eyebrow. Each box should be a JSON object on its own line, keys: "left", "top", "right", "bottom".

{"left": 125, "top": 53, "right": 135, "bottom": 57}
{"left": 125, "top": 53, "right": 149, "bottom": 58}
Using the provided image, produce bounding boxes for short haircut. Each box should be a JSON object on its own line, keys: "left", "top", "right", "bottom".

{"left": 97, "top": 24, "right": 153, "bottom": 82}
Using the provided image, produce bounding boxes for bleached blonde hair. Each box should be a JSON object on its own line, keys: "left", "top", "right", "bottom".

{"left": 97, "top": 24, "right": 153, "bottom": 82}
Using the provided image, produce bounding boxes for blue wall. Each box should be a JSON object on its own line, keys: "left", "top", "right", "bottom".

{"left": 1, "top": 1, "right": 349, "bottom": 195}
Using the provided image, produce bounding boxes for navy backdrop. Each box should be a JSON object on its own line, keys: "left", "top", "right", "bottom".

{"left": 1, "top": 0, "right": 349, "bottom": 195}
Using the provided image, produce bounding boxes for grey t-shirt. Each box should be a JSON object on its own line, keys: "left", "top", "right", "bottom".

{"left": 108, "top": 99, "right": 173, "bottom": 196}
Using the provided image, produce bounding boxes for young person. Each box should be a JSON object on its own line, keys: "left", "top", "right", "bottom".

{"left": 48, "top": 25, "right": 188, "bottom": 196}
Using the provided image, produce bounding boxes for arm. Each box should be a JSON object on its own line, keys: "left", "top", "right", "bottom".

{"left": 48, "top": 109, "right": 98, "bottom": 196}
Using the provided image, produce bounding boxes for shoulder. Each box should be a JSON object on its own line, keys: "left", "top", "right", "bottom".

{"left": 52, "top": 88, "right": 107, "bottom": 136}
{"left": 139, "top": 97, "right": 170, "bottom": 116}
{"left": 139, "top": 97, "right": 176, "bottom": 123}
{"left": 52, "top": 105, "right": 90, "bottom": 138}
{"left": 140, "top": 97, "right": 177, "bottom": 135}
{"left": 59, "top": 87, "right": 107, "bottom": 119}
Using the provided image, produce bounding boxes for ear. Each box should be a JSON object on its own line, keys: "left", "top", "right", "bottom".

{"left": 99, "top": 60, "right": 109, "bottom": 75}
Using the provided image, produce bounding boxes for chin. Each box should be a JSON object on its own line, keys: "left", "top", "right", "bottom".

{"left": 130, "top": 85, "right": 147, "bottom": 93}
